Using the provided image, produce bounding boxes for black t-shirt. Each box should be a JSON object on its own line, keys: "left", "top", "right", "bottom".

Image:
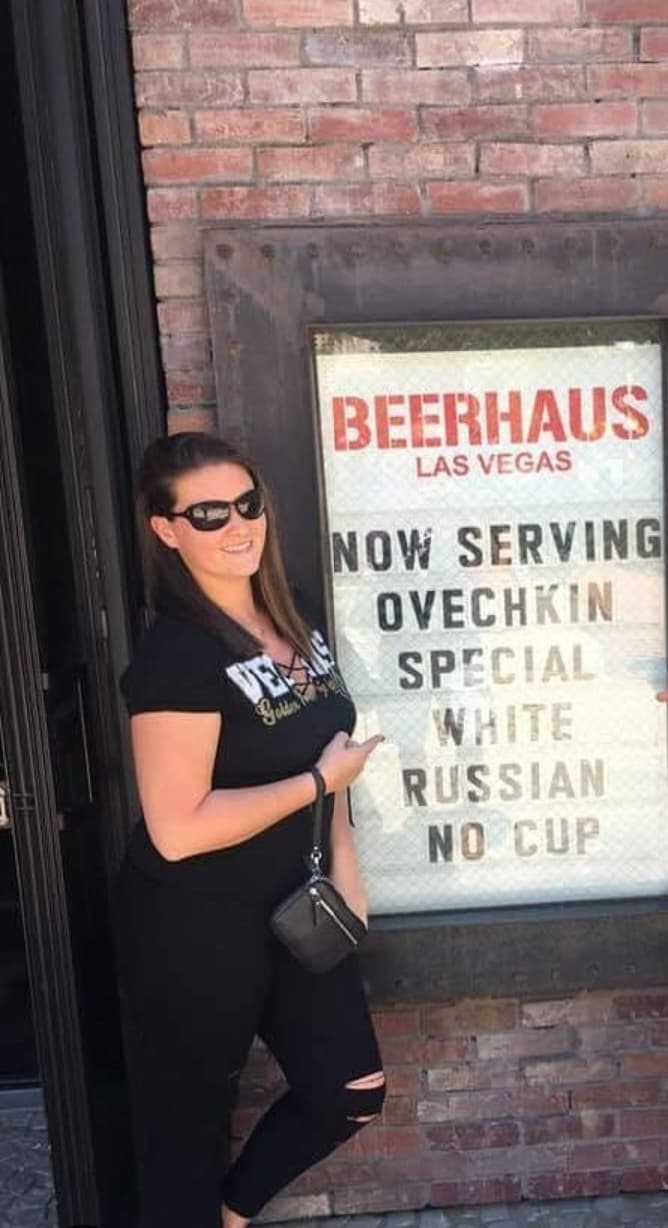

{"left": 119, "top": 614, "right": 356, "bottom": 903}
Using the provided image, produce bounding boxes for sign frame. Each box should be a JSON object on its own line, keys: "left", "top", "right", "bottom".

{"left": 205, "top": 218, "right": 668, "bottom": 1001}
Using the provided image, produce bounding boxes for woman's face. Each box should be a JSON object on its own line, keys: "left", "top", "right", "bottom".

{"left": 151, "top": 462, "right": 267, "bottom": 587}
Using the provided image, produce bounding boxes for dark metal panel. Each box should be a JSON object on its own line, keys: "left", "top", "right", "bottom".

{"left": 205, "top": 218, "right": 668, "bottom": 1003}
{"left": 0, "top": 273, "right": 98, "bottom": 1228}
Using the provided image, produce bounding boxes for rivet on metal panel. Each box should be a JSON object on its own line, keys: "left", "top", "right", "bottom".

{"left": 348, "top": 243, "right": 364, "bottom": 262}
{"left": 431, "top": 240, "right": 454, "bottom": 263}
{"left": 521, "top": 238, "right": 536, "bottom": 257}
{"left": 216, "top": 243, "right": 234, "bottom": 260}
{"left": 261, "top": 243, "right": 276, "bottom": 261}
{"left": 478, "top": 239, "right": 492, "bottom": 258}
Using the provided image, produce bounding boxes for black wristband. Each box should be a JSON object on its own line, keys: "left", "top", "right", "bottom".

{"left": 310, "top": 765, "right": 326, "bottom": 800}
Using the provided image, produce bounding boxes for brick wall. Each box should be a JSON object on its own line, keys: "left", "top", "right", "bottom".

{"left": 128, "top": 0, "right": 668, "bottom": 432}
{"left": 236, "top": 987, "right": 668, "bottom": 1218}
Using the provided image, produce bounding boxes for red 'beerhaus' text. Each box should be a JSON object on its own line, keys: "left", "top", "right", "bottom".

{"left": 332, "top": 386, "right": 650, "bottom": 451}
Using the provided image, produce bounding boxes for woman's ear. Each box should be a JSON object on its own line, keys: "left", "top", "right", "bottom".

{"left": 149, "top": 514, "right": 180, "bottom": 550}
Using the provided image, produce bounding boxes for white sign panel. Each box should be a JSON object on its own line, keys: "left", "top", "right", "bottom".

{"left": 313, "top": 330, "right": 668, "bottom": 914}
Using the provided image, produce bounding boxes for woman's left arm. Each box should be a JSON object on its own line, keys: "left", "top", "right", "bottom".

{"left": 329, "top": 790, "right": 368, "bottom": 927}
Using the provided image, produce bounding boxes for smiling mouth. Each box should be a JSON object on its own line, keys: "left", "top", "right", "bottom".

{"left": 222, "top": 541, "right": 253, "bottom": 554}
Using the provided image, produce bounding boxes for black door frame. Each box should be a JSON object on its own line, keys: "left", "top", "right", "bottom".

{"left": 6, "top": 0, "right": 164, "bottom": 1221}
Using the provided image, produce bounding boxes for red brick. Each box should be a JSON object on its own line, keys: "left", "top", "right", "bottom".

{"left": 649, "top": 1019, "right": 668, "bottom": 1045}
{"left": 158, "top": 300, "right": 208, "bottom": 333}
{"left": 190, "top": 31, "right": 300, "bottom": 66}
{"left": 249, "top": 68, "right": 357, "bottom": 104}
{"left": 332, "top": 1184, "right": 429, "bottom": 1215}
{"left": 138, "top": 111, "right": 191, "bottom": 147}
{"left": 373, "top": 1153, "right": 460, "bottom": 1183}
{"left": 521, "top": 995, "right": 615, "bottom": 1028}
{"left": 257, "top": 144, "right": 363, "bottom": 182}
{"left": 621, "top": 1166, "right": 668, "bottom": 1192}
{"left": 360, "top": 0, "right": 467, "bottom": 19}
{"left": 427, "top": 1061, "right": 517, "bottom": 1092}
{"left": 135, "top": 71, "right": 244, "bottom": 107}
{"left": 591, "top": 139, "right": 668, "bottom": 175}
{"left": 383, "top": 1096, "right": 416, "bottom": 1124}
{"left": 384, "top": 1068, "right": 421, "bottom": 1095}
{"left": 161, "top": 334, "right": 210, "bottom": 369}
{"left": 621, "top": 1108, "right": 668, "bottom": 1135}
{"left": 243, "top": 0, "right": 354, "bottom": 25}
{"left": 585, "top": 0, "right": 668, "bottom": 20}
{"left": 529, "top": 26, "right": 632, "bottom": 62}
{"left": 258, "top": 1194, "right": 331, "bottom": 1221}
{"left": 128, "top": 0, "right": 235, "bottom": 26}
{"left": 422, "top": 1037, "right": 475, "bottom": 1064}
{"left": 643, "top": 101, "right": 668, "bottom": 133}
{"left": 621, "top": 1051, "right": 668, "bottom": 1077}
{"left": 534, "top": 101, "right": 637, "bottom": 138}
{"left": 476, "top": 65, "right": 584, "bottom": 101}
{"left": 572, "top": 1138, "right": 663, "bottom": 1169}
{"left": 147, "top": 187, "right": 199, "bottom": 221}
{"left": 431, "top": 1177, "right": 522, "bottom": 1207}
{"left": 363, "top": 69, "right": 470, "bottom": 105}
{"left": 312, "top": 183, "right": 421, "bottom": 216}
{"left": 473, "top": 0, "right": 579, "bottom": 18}
{"left": 154, "top": 262, "right": 203, "bottom": 298}
{"left": 588, "top": 64, "right": 668, "bottom": 98}
{"left": 143, "top": 147, "right": 252, "bottom": 184}
{"left": 165, "top": 370, "right": 215, "bottom": 403}
{"left": 477, "top": 1024, "right": 577, "bottom": 1060}
{"left": 577, "top": 1022, "right": 650, "bottom": 1052}
{"left": 615, "top": 992, "right": 668, "bottom": 1021}
{"left": 422, "top": 103, "right": 528, "bottom": 139}
{"left": 427, "top": 179, "right": 530, "bottom": 216}
{"left": 194, "top": 109, "right": 304, "bottom": 144}
{"left": 305, "top": 31, "right": 411, "bottom": 66}
{"left": 150, "top": 225, "right": 202, "bottom": 260}
{"left": 481, "top": 142, "right": 585, "bottom": 176}
{"left": 524, "top": 1111, "right": 615, "bottom": 1144}
{"left": 369, "top": 143, "right": 474, "bottom": 178}
{"left": 524, "top": 1057, "right": 616, "bottom": 1083}
{"left": 644, "top": 177, "right": 668, "bottom": 207}
{"left": 373, "top": 1010, "right": 420, "bottom": 1038}
{"left": 573, "top": 1080, "right": 661, "bottom": 1109}
{"left": 310, "top": 108, "right": 417, "bottom": 142}
{"left": 132, "top": 33, "right": 186, "bottom": 69}
{"left": 380, "top": 1038, "right": 430, "bottom": 1065}
{"left": 418, "top": 1087, "right": 567, "bottom": 1121}
{"left": 421, "top": 1000, "right": 517, "bottom": 1035}
{"left": 641, "top": 28, "right": 668, "bottom": 61}
{"left": 166, "top": 408, "right": 215, "bottom": 433}
{"left": 535, "top": 175, "right": 639, "bottom": 212}
{"left": 528, "top": 1172, "right": 619, "bottom": 1199}
{"left": 417, "top": 30, "right": 524, "bottom": 67}
{"left": 200, "top": 184, "right": 311, "bottom": 218}
{"left": 427, "top": 1120, "right": 520, "bottom": 1149}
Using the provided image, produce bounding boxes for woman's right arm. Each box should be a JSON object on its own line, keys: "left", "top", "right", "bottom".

{"left": 130, "top": 711, "right": 382, "bottom": 862}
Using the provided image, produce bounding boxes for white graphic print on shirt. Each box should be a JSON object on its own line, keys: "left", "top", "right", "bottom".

{"left": 225, "top": 631, "right": 350, "bottom": 726}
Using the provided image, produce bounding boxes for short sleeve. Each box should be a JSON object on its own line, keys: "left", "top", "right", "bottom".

{"left": 119, "top": 617, "right": 224, "bottom": 716}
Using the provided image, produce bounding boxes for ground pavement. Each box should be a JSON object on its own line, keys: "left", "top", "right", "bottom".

{"left": 1, "top": 1102, "right": 667, "bottom": 1227}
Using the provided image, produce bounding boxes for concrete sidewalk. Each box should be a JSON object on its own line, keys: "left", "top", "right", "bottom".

{"left": 1, "top": 1102, "right": 667, "bottom": 1227}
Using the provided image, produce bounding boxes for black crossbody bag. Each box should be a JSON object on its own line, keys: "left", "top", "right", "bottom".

{"left": 269, "top": 769, "right": 368, "bottom": 975}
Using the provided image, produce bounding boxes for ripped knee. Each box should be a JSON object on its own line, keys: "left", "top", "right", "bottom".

{"left": 343, "top": 1071, "right": 386, "bottom": 1124}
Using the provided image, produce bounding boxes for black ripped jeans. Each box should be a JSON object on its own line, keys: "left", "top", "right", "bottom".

{"left": 113, "top": 829, "right": 384, "bottom": 1228}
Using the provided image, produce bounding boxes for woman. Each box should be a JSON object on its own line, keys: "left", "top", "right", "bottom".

{"left": 114, "top": 432, "right": 385, "bottom": 1228}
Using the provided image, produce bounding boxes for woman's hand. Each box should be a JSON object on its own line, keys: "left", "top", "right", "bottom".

{"left": 316, "top": 730, "right": 383, "bottom": 794}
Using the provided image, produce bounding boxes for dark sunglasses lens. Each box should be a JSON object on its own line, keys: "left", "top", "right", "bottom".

{"left": 189, "top": 503, "right": 231, "bottom": 530}
{"left": 236, "top": 489, "right": 265, "bottom": 519}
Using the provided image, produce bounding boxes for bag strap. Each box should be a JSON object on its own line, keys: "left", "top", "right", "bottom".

{"left": 308, "top": 767, "right": 326, "bottom": 873}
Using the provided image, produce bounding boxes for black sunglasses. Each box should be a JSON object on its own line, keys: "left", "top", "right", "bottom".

{"left": 164, "top": 487, "right": 265, "bottom": 531}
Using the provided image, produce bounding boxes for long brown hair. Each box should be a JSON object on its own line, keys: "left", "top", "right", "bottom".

{"left": 136, "top": 432, "right": 312, "bottom": 660}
